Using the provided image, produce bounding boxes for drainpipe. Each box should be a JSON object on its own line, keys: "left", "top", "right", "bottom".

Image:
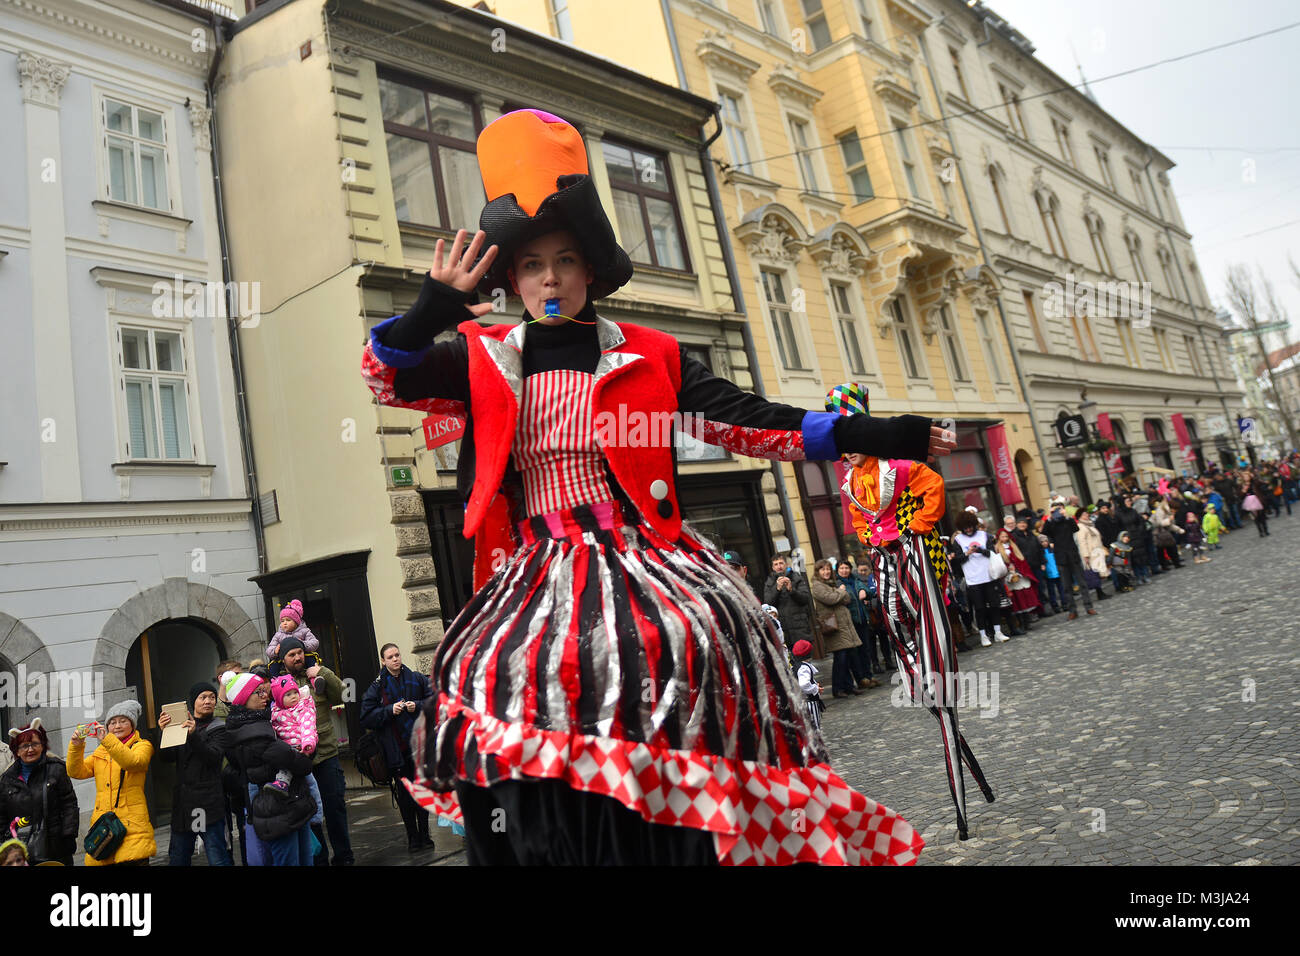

{"left": 206, "top": 14, "right": 268, "bottom": 576}
{"left": 1142, "top": 149, "right": 1240, "bottom": 461}
{"left": 660, "top": 0, "right": 801, "bottom": 548}
{"left": 915, "top": 29, "right": 1052, "bottom": 502}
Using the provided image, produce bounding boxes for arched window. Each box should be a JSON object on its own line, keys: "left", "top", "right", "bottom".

{"left": 1125, "top": 233, "right": 1149, "bottom": 283}
{"left": 1037, "top": 193, "right": 1068, "bottom": 258}
{"left": 1157, "top": 246, "right": 1178, "bottom": 298}
{"left": 1085, "top": 214, "right": 1113, "bottom": 273}
{"left": 989, "top": 166, "right": 1012, "bottom": 234}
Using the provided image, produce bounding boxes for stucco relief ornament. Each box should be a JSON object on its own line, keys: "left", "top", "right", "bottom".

{"left": 188, "top": 103, "right": 213, "bottom": 152}
{"left": 749, "top": 216, "right": 798, "bottom": 262}
{"left": 18, "top": 52, "right": 71, "bottom": 108}
{"left": 818, "top": 233, "right": 865, "bottom": 277}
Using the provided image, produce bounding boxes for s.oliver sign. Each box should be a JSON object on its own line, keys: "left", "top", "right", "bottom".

{"left": 986, "top": 424, "right": 1023, "bottom": 506}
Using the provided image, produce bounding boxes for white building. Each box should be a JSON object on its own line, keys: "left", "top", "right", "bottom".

{"left": 919, "top": 0, "right": 1245, "bottom": 498}
{"left": 0, "top": 0, "right": 263, "bottom": 817}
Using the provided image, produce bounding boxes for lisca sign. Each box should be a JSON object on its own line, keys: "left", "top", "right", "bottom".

{"left": 422, "top": 414, "right": 465, "bottom": 450}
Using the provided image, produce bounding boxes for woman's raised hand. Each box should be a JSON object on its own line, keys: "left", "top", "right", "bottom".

{"left": 430, "top": 229, "right": 499, "bottom": 318}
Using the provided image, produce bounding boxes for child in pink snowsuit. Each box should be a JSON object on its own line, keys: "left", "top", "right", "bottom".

{"left": 267, "top": 675, "right": 317, "bottom": 792}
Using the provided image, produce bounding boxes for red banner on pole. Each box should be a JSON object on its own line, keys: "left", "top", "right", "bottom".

{"left": 1169, "top": 413, "right": 1197, "bottom": 464}
{"left": 1096, "top": 412, "right": 1114, "bottom": 440}
{"left": 986, "top": 424, "right": 1023, "bottom": 506}
{"left": 422, "top": 414, "right": 465, "bottom": 449}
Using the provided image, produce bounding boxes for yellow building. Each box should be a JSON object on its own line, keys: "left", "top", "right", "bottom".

{"left": 467, "top": 0, "right": 1050, "bottom": 561}
{"left": 213, "top": 0, "right": 786, "bottom": 714}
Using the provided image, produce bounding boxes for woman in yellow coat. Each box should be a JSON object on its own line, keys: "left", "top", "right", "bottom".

{"left": 67, "top": 698, "right": 156, "bottom": 865}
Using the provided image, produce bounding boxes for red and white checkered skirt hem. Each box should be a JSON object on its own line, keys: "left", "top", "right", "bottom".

{"left": 404, "top": 697, "right": 924, "bottom": 866}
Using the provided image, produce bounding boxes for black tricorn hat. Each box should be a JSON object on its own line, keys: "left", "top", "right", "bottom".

{"left": 473, "top": 109, "right": 633, "bottom": 302}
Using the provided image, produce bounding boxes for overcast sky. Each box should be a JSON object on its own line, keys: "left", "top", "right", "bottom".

{"left": 982, "top": 0, "right": 1300, "bottom": 340}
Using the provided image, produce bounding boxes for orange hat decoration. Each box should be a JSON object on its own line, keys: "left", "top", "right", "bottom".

{"left": 473, "top": 108, "right": 632, "bottom": 301}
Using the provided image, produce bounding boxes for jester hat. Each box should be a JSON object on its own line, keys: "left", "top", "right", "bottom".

{"left": 474, "top": 108, "right": 633, "bottom": 301}
{"left": 825, "top": 382, "right": 870, "bottom": 418}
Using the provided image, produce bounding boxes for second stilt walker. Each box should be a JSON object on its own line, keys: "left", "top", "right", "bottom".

{"left": 362, "top": 109, "right": 958, "bottom": 864}
{"left": 832, "top": 383, "right": 995, "bottom": 840}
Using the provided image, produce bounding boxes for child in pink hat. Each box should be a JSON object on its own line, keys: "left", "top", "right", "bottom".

{"left": 266, "top": 675, "right": 318, "bottom": 797}
{"left": 266, "top": 599, "right": 320, "bottom": 676}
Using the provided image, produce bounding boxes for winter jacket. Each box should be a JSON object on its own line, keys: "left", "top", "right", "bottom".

{"left": 1012, "top": 527, "right": 1045, "bottom": 575}
{"left": 1075, "top": 521, "right": 1110, "bottom": 577}
{"left": 156, "top": 714, "right": 229, "bottom": 836}
{"left": 363, "top": 277, "right": 935, "bottom": 590}
{"left": 267, "top": 623, "right": 319, "bottom": 660}
{"left": 279, "top": 666, "right": 345, "bottom": 765}
{"left": 1043, "top": 547, "right": 1060, "bottom": 579}
{"left": 1043, "top": 513, "right": 1082, "bottom": 561}
{"left": 810, "top": 578, "right": 860, "bottom": 653}
{"left": 66, "top": 731, "right": 156, "bottom": 866}
{"left": 223, "top": 705, "right": 315, "bottom": 836}
{"left": 763, "top": 569, "right": 813, "bottom": 646}
{"left": 837, "top": 570, "right": 873, "bottom": 626}
{"left": 1202, "top": 510, "right": 1223, "bottom": 545}
{"left": 1095, "top": 510, "right": 1121, "bottom": 547}
{"left": 360, "top": 664, "right": 433, "bottom": 771}
{"left": 0, "top": 754, "right": 79, "bottom": 864}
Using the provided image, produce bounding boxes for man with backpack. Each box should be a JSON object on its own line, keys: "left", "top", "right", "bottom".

{"left": 360, "top": 644, "right": 435, "bottom": 852}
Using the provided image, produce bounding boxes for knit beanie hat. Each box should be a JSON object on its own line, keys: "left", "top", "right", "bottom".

{"left": 6, "top": 718, "right": 49, "bottom": 758}
{"left": 187, "top": 681, "right": 217, "bottom": 713}
{"left": 103, "top": 699, "right": 142, "bottom": 732}
{"left": 223, "top": 670, "right": 265, "bottom": 708}
{"left": 270, "top": 675, "right": 300, "bottom": 710}
{"left": 277, "top": 635, "right": 305, "bottom": 658}
{"left": 279, "top": 599, "right": 304, "bottom": 627}
{"left": 0, "top": 838, "right": 29, "bottom": 865}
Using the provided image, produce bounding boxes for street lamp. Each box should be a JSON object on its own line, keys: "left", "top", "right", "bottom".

{"left": 1079, "top": 400, "right": 1116, "bottom": 496}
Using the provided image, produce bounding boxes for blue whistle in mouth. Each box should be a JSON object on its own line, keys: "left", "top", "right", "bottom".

{"left": 544, "top": 298, "right": 560, "bottom": 317}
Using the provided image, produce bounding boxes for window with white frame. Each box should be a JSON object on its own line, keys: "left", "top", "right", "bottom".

{"left": 757, "top": 0, "right": 781, "bottom": 34}
{"left": 976, "top": 310, "right": 1007, "bottom": 383}
{"left": 937, "top": 304, "right": 970, "bottom": 382}
{"left": 1093, "top": 145, "right": 1115, "bottom": 190}
{"left": 1153, "top": 327, "right": 1175, "bottom": 371}
{"left": 116, "top": 323, "right": 196, "bottom": 460}
{"left": 893, "top": 119, "right": 921, "bottom": 198}
{"left": 1157, "top": 247, "right": 1178, "bottom": 298}
{"left": 1129, "top": 167, "right": 1149, "bottom": 210}
{"left": 1115, "top": 318, "right": 1141, "bottom": 367}
{"left": 102, "top": 97, "right": 171, "bottom": 211}
{"left": 1126, "top": 233, "right": 1149, "bottom": 283}
{"left": 998, "top": 83, "right": 1027, "bottom": 137}
{"left": 801, "top": 0, "right": 832, "bottom": 50}
{"left": 855, "top": 0, "right": 874, "bottom": 38}
{"left": 1086, "top": 215, "right": 1113, "bottom": 273}
{"left": 761, "top": 269, "right": 807, "bottom": 370}
{"left": 1052, "top": 117, "right": 1076, "bottom": 167}
{"left": 789, "top": 116, "right": 821, "bottom": 192}
{"left": 1184, "top": 334, "right": 1204, "bottom": 376}
{"left": 1023, "top": 289, "right": 1049, "bottom": 353}
{"left": 719, "top": 90, "right": 755, "bottom": 171}
{"left": 949, "top": 46, "right": 971, "bottom": 99}
{"left": 830, "top": 281, "right": 869, "bottom": 375}
{"left": 891, "top": 297, "right": 924, "bottom": 379}
{"left": 837, "top": 130, "right": 874, "bottom": 202}
{"left": 1038, "top": 194, "right": 1068, "bottom": 258}
{"left": 989, "top": 165, "right": 1012, "bottom": 233}
{"left": 550, "top": 0, "right": 573, "bottom": 42}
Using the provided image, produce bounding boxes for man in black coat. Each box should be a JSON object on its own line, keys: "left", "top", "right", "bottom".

{"left": 763, "top": 554, "right": 813, "bottom": 650}
{"left": 157, "top": 681, "right": 232, "bottom": 865}
{"left": 1043, "top": 499, "right": 1094, "bottom": 618}
{"left": 1094, "top": 500, "right": 1122, "bottom": 548}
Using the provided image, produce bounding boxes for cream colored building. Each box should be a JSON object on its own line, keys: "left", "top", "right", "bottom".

{"left": 468, "top": 0, "right": 1050, "bottom": 560}
{"left": 214, "top": 0, "right": 784, "bottom": 711}
{"left": 919, "top": 0, "right": 1245, "bottom": 496}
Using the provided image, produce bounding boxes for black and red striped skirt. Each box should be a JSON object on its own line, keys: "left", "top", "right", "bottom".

{"left": 406, "top": 500, "right": 923, "bottom": 865}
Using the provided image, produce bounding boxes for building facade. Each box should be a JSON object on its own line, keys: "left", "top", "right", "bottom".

{"left": 0, "top": 0, "right": 262, "bottom": 816}
{"left": 921, "top": 0, "right": 1245, "bottom": 498}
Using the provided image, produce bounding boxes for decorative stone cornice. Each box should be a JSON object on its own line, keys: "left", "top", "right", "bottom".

{"left": 767, "top": 64, "right": 822, "bottom": 107}
{"left": 17, "top": 51, "right": 70, "bottom": 108}
{"left": 873, "top": 70, "right": 919, "bottom": 111}
{"left": 734, "top": 213, "right": 808, "bottom": 263}
{"left": 696, "top": 30, "right": 763, "bottom": 81}
{"left": 188, "top": 102, "right": 212, "bottom": 152}
{"left": 808, "top": 229, "right": 870, "bottom": 278}
{"left": 5, "top": 0, "right": 211, "bottom": 72}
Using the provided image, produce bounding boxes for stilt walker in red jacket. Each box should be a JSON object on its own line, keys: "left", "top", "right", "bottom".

{"left": 361, "top": 108, "right": 956, "bottom": 865}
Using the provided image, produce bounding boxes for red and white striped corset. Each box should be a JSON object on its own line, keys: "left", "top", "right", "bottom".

{"left": 512, "top": 369, "right": 615, "bottom": 516}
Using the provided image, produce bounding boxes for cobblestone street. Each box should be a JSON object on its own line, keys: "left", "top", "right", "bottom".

{"left": 820, "top": 511, "right": 1299, "bottom": 865}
